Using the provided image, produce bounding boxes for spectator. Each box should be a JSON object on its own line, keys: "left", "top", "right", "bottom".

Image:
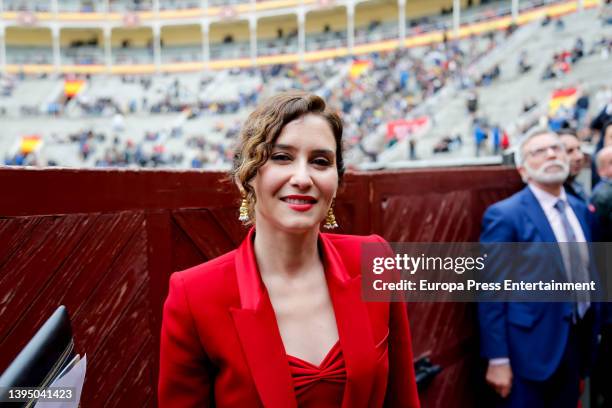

{"left": 112, "top": 112, "right": 125, "bottom": 132}
{"left": 491, "top": 125, "right": 501, "bottom": 155}
{"left": 591, "top": 145, "right": 612, "bottom": 223}
{"left": 589, "top": 145, "right": 612, "bottom": 408}
{"left": 591, "top": 120, "right": 612, "bottom": 188}
{"left": 574, "top": 91, "right": 589, "bottom": 128}
{"left": 518, "top": 50, "right": 532, "bottom": 74}
{"left": 467, "top": 90, "right": 479, "bottom": 114}
{"left": 559, "top": 129, "right": 588, "bottom": 202}
{"left": 474, "top": 122, "right": 487, "bottom": 157}
{"left": 501, "top": 129, "right": 510, "bottom": 151}
{"left": 479, "top": 127, "right": 600, "bottom": 408}
{"left": 408, "top": 133, "right": 417, "bottom": 160}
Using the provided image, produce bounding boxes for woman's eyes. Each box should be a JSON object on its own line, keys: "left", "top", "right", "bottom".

{"left": 312, "top": 158, "right": 332, "bottom": 166}
{"left": 271, "top": 154, "right": 332, "bottom": 166}
{"left": 271, "top": 153, "right": 291, "bottom": 161}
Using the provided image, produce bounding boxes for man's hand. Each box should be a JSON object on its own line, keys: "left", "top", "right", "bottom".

{"left": 486, "top": 363, "right": 513, "bottom": 398}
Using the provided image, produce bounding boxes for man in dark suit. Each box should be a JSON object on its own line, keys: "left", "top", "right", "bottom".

{"left": 479, "top": 127, "right": 600, "bottom": 407}
{"left": 590, "top": 145, "right": 612, "bottom": 407}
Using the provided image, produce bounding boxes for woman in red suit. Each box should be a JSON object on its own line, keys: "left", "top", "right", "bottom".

{"left": 158, "top": 91, "right": 420, "bottom": 407}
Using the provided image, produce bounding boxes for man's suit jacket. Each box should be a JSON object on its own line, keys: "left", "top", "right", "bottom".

{"left": 158, "top": 228, "right": 420, "bottom": 408}
{"left": 478, "top": 186, "right": 601, "bottom": 381}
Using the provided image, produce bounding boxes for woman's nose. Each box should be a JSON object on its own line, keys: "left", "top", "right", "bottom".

{"left": 289, "top": 162, "right": 313, "bottom": 189}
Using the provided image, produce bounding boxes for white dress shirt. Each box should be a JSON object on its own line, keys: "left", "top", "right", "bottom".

{"left": 528, "top": 184, "right": 586, "bottom": 244}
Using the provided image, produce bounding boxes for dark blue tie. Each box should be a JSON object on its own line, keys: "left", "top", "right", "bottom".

{"left": 553, "top": 199, "right": 589, "bottom": 319}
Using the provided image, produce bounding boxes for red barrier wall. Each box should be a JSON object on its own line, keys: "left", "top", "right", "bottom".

{"left": 0, "top": 166, "right": 522, "bottom": 407}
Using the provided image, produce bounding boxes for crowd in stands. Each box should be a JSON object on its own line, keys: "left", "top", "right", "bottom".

{"left": 333, "top": 29, "right": 507, "bottom": 155}
{"left": 541, "top": 31, "right": 611, "bottom": 81}
{"left": 2, "top": 4, "right": 612, "bottom": 172}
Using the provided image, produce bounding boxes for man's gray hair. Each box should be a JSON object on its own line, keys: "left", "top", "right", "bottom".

{"left": 515, "top": 126, "right": 560, "bottom": 166}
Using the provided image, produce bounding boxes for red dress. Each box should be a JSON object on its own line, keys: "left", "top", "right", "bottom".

{"left": 287, "top": 341, "right": 347, "bottom": 407}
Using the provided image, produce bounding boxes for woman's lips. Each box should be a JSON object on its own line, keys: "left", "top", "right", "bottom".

{"left": 286, "top": 203, "right": 314, "bottom": 212}
{"left": 281, "top": 196, "right": 317, "bottom": 212}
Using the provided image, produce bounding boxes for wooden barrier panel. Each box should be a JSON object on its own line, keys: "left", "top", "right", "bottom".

{"left": 0, "top": 166, "right": 522, "bottom": 407}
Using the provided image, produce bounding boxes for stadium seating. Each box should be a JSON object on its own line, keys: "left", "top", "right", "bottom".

{"left": 1, "top": 0, "right": 610, "bottom": 169}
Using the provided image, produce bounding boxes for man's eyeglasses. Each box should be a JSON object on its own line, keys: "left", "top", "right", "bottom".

{"left": 526, "top": 143, "right": 566, "bottom": 159}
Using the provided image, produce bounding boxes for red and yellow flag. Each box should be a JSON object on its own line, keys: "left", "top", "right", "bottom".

{"left": 20, "top": 135, "right": 42, "bottom": 154}
{"left": 549, "top": 87, "right": 578, "bottom": 116}
{"left": 64, "top": 79, "right": 85, "bottom": 97}
{"left": 349, "top": 60, "right": 372, "bottom": 79}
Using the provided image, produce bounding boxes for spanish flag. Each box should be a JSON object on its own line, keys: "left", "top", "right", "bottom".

{"left": 20, "top": 135, "right": 42, "bottom": 154}
{"left": 64, "top": 79, "right": 85, "bottom": 97}
{"left": 349, "top": 60, "right": 372, "bottom": 79}
{"left": 548, "top": 87, "right": 578, "bottom": 116}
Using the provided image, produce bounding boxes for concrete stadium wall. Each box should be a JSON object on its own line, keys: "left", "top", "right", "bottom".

{"left": 355, "top": 0, "right": 399, "bottom": 27}
{"left": 111, "top": 27, "right": 155, "bottom": 47}
{"left": 210, "top": 19, "right": 251, "bottom": 43}
{"left": 161, "top": 24, "right": 202, "bottom": 46}
{"left": 257, "top": 14, "right": 299, "bottom": 41}
{"left": 305, "top": 5, "right": 348, "bottom": 35}
{"left": 5, "top": 27, "right": 52, "bottom": 46}
{"left": 60, "top": 28, "right": 104, "bottom": 47}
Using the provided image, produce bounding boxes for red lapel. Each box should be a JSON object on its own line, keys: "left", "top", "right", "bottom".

{"left": 230, "top": 228, "right": 298, "bottom": 408}
{"left": 230, "top": 228, "right": 377, "bottom": 408}
{"left": 319, "top": 234, "right": 377, "bottom": 408}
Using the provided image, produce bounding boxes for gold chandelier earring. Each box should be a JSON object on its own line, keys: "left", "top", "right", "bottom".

{"left": 238, "top": 196, "right": 250, "bottom": 223}
{"left": 323, "top": 202, "right": 339, "bottom": 229}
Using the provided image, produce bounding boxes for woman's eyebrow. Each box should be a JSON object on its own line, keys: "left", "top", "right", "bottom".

{"left": 273, "top": 145, "right": 335, "bottom": 156}
{"left": 273, "top": 144, "right": 295, "bottom": 151}
{"left": 311, "top": 149, "right": 335, "bottom": 156}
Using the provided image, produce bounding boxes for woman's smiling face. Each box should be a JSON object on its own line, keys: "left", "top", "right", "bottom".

{"left": 251, "top": 113, "right": 339, "bottom": 233}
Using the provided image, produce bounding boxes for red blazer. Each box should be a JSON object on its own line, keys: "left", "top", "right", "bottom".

{"left": 159, "top": 228, "right": 420, "bottom": 408}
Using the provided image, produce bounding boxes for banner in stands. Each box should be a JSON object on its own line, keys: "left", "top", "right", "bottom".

{"left": 386, "top": 116, "right": 431, "bottom": 141}
{"left": 548, "top": 87, "right": 578, "bottom": 116}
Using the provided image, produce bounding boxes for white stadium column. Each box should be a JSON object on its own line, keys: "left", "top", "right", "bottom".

{"left": 153, "top": 24, "right": 161, "bottom": 72}
{"left": 201, "top": 0, "right": 209, "bottom": 66}
{"left": 104, "top": 26, "right": 112, "bottom": 72}
{"left": 347, "top": 1, "right": 355, "bottom": 55}
{"left": 452, "top": 0, "right": 460, "bottom": 39}
{"left": 52, "top": 26, "right": 60, "bottom": 73}
{"left": 577, "top": 0, "right": 584, "bottom": 11}
{"left": 398, "top": 0, "right": 406, "bottom": 47}
{"left": 51, "top": 0, "right": 58, "bottom": 15}
{"left": 201, "top": 22, "right": 210, "bottom": 65}
{"left": 0, "top": 25, "right": 6, "bottom": 74}
{"left": 512, "top": 0, "right": 519, "bottom": 23}
{"left": 249, "top": 16, "right": 257, "bottom": 65}
{"left": 298, "top": 8, "right": 305, "bottom": 64}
